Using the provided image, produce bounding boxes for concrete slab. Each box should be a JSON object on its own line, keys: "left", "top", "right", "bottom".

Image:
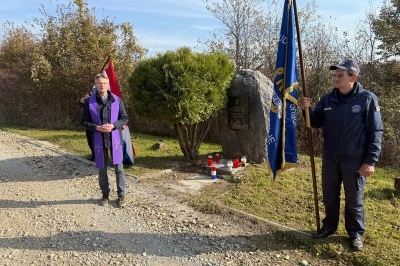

{"left": 172, "top": 174, "right": 224, "bottom": 195}
{"left": 180, "top": 174, "right": 219, "bottom": 186}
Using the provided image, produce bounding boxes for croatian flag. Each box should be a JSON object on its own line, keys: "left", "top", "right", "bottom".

{"left": 105, "top": 59, "right": 135, "bottom": 165}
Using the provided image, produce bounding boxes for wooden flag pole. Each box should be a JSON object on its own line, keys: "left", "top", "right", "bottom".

{"left": 99, "top": 55, "right": 112, "bottom": 78}
{"left": 66, "top": 56, "right": 111, "bottom": 129}
{"left": 293, "top": 0, "right": 321, "bottom": 232}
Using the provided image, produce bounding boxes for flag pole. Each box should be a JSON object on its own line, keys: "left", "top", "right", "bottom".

{"left": 66, "top": 56, "right": 111, "bottom": 129}
{"left": 100, "top": 55, "right": 112, "bottom": 77}
{"left": 292, "top": 0, "right": 321, "bottom": 232}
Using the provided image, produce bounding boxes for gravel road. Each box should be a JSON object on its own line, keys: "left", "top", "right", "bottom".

{"left": 0, "top": 130, "right": 338, "bottom": 266}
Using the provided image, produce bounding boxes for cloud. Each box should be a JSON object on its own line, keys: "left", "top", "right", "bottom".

{"left": 193, "top": 25, "right": 217, "bottom": 31}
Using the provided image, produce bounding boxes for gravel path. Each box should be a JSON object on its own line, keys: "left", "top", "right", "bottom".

{"left": 0, "top": 130, "right": 338, "bottom": 266}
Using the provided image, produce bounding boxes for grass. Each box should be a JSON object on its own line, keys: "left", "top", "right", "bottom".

{"left": 214, "top": 160, "right": 400, "bottom": 265}
{"left": 2, "top": 126, "right": 218, "bottom": 177}
{"left": 1, "top": 125, "right": 399, "bottom": 265}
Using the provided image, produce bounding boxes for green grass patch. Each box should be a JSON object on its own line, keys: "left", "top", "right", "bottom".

{"left": 207, "top": 157, "right": 400, "bottom": 265}
{"left": 1, "top": 125, "right": 399, "bottom": 265}
{"left": 0, "top": 125, "right": 220, "bottom": 177}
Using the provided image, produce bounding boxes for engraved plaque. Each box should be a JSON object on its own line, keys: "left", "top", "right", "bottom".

{"left": 228, "top": 96, "right": 249, "bottom": 130}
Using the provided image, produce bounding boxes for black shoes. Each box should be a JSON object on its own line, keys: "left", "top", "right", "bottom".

{"left": 313, "top": 229, "right": 363, "bottom": 251}
{"left": 101, "top": 194, "right": 109, "bottom": 206}
{"left": 350, "top": 237, "right": 363, "bottom": 251}
{"left": 117, "top": 195, "right": 126, "bottom": 207}
{"left": 313, "top": 229, "right": 336, "bottom": 239}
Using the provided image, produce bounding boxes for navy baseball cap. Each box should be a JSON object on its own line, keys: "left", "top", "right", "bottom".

{"left": 330, "top": 59, "right": 360, "bottom": 75}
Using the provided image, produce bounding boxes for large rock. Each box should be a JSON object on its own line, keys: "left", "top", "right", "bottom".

{"left": 215, "top": 70, "right": 273, "bottom": 163}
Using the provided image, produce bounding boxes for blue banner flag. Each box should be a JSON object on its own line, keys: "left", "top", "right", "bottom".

{"left": 267, "top": 0, "right": 299, "bottom": 179}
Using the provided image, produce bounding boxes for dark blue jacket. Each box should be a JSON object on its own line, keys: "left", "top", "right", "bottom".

{"left": 81, "top": 92, "right": 128, "bottom": 149}
{"left": 309, "top": 82, "right": 383, "bottom": 166}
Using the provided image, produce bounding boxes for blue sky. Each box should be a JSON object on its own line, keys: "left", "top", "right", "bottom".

{"left": 0, "top": 0, "right": 384, "bottom": 55}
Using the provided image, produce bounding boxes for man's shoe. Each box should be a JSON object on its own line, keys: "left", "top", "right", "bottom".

{"left": 313, "top": 229, "right": 335, "bottom": 239}
{"left": 117, "top": 195, "right": 126, "bottom": 207}
{"left": 101, "top": 194, "right": 109, "bottom": 206}
{"left": 350, "top": 237, "right": 363, "bottom": 251}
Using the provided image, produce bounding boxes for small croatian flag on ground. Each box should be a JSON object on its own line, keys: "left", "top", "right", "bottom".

{"left": 121, "top": 125, "right": 135, "bottom": 165}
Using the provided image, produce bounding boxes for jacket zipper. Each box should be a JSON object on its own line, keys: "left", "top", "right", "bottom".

{"left": 335, "top": 103, "right": 341, "bottom": 162}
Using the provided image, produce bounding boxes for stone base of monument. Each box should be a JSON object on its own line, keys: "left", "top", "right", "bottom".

{"left": 173, "top": 159, "right": 247, "bottom": 195}
{"left": 205, "top": 159, "right": 246, "bottom": 175}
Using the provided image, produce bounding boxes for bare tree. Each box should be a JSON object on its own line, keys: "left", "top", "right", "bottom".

{"left": 201, "top": 0, "right": 274, "bottom": 72}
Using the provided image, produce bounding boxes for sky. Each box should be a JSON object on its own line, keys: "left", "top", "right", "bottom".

{"left": 0, "top": 0, "right": 384, "bottom": 55}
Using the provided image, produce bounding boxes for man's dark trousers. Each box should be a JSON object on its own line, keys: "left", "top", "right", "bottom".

{"left": 321, "top": 158, "right": 366, "bottom": 239}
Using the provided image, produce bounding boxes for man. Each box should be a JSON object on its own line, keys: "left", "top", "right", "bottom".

{"left": 299, "top": 59, "right": 383, "bottom": 251}
{"left": 81, "top": 73, "right": 128, "bottom": 207}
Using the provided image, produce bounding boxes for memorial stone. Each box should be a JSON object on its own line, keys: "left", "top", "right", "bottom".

{"left": 214, "top": 70, "right": 274, "bottom": 163}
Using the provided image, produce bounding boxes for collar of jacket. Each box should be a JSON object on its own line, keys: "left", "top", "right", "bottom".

{"left": 96, "top": 91, "right": 116, "bottom": 102}
{"left": 331, "top": 82, "right": 364, "bottom": 102}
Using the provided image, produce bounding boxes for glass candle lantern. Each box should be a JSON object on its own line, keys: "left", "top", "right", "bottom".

{"left": 207, "top": 155, "right": 213, "bottom": 166}
{"left": 226, "top": 160, "right": 233, "bottom": 170}
{"left": 215, "top": 153, "right": 220, "bottom": 164}
{"left": 210, "top": 166, "right": 217, "bottom": 179}
{"left": 233, "top": 157, "right": 239, "bottom": 168}
{"left": 241, "top": 156, "right": 247, "bottom": 167}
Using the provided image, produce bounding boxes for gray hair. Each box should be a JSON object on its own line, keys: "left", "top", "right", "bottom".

{"left": 94, "top": 73, "right": 109, "bottom": 82}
